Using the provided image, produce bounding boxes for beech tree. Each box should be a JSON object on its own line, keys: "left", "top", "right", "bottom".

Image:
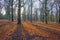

{"left": 17, "top": 0, "right": 21, "bottom": 24}
{"left": 55, "top": 0, "right": 60, "bottom": 23}
{"left": 10, "top": 0, "right": 13, "bottom": 21}
{"left": 30, "top": 0, "right": 33, "bottom": 22}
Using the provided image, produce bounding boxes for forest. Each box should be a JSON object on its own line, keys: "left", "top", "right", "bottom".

{"left": 0, "top": 0, "right": 60, "bottom": 40}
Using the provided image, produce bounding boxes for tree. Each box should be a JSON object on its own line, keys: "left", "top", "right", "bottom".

{"left": 59, "top": 5, "right": 60, "bottom": 23}
{"left": 56, "top": 4, "right": 59, "bottom": 22}
{"left": 17, "top": 0, "right": 21, "bottom": 24}
{"left": 11, "top": 0, "right": 13, "bottom": 21}
{"left": 50, "top": 4, "right": 54, "bottom": 22}
{"left": 49, "top": 1, "right": 55, "bottom": 22}
{"left": 40, "top": 6, "right": 45, "bottom": 22}
{"left": 30, "top": 0, "right": 32, "bottom": 22}
{"left": 27, "top": 6, "right": 30, "bottom": 21}
{"left": 35, "top": 8, "right": 38, "bottom": 21}
{"left": 23, "top": 6, "right": 26, "bottom": 21}
{"left": 6, "top": 0, "right": 10, "bottom": 20}
{"left": 44, "top": 0, "right": 48, "bottom": 24}
{"left": 39, "top": 0, "right": 44, "bottom": 22}
{"left": 0, "top": 12, "right": 3, "bottom": 19}
{"left": 55, "top": 0, "right": 60, "bottom": 23}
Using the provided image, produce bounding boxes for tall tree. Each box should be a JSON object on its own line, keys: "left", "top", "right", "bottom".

{"left": 35, "top": 8, "right": 38, "bottom": 21}
{"left": 17, "top": 0, "right": 21, "bottom": 24}
{"left": 55, "top": 0, "right": 60, "bottom": 23}
{"left": 23, "top": 6, "right": 26, "bottom": 21}
{"left": 59, "top": 4, "right": 60, "bottom": 23}
{"left": 30, "top": 0, "right": 32, "bottom": 22}
{"left": 39, "top": 0, "right": 44, "bottom": 22}
{"left": 49, "top": 1, "right": 55, "bottom": 22}
{"left": 50, "top": 4, "right": 53, "bottom": 22}
{"left": 6, "top": 0, "right": 10, "bottom": 20}
{"left": 44, "top": 0, "right": 48, "bottom": 24}
{"left": 11, "top": 0, "right": 13, "bottom": 21}
{"left": 27, "top": 6, "right": 30, "bottom": 21}
{"left": 56, "top": 4, "right": 59, "bottom": 22}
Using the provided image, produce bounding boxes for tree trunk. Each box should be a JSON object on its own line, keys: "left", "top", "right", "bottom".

{"left": 23, "top": 6, "right": 26, "bottom": 21}
{"left": 11, "top": 0, "right": 13, "bottom": 21}
{"left": 56, "top": 4, "right": 58, "bottom": 22}
{"left": 59, "top": 5, "right": 60, "bottom": 23}
{"left": 17, "top": 0, "right": 21, "bottom": 24}
{"left": 51, "top": 6, "right": 53, "bottom": 22}
{"left": 30, "top": 0, "right": 32, "bottom": 22}
{"left": 6, "top": 0, "right": 10, "bottom": 20}
{"left": 45, "top": 0, "right": 48, "bottom": 24}
{"left": 35, "top": 9, "right": 38, "bottom": 21}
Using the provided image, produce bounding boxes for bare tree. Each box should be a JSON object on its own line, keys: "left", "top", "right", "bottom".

{"left": 44, "top": 0, "right": 48, "bottom": 24}
{"left": 10, "top": 0, "right": 14, "bottom": 21}
{"left": 5, "top": 0, "right": 10, "bottom": 20}
{"left": 55, "top": 0, "right": 60, "bottom": 23}
{"left": 17, "top": 0, "right": 21, "bottom": 24}
{"left": 30, "top": 0, "right": 33, "bottom": 22}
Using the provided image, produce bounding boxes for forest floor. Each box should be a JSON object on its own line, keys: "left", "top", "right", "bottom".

{"left": 0, "top": 20, "right": 60, "bottom": 40}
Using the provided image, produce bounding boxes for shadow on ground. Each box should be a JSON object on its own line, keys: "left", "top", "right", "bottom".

{"left": 7, "top": 24, "right": 48, "bottom": 40}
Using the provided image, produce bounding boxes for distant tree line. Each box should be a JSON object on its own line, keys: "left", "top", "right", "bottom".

{"left": 0, "top": 0, "right": 60, "bottom": 24}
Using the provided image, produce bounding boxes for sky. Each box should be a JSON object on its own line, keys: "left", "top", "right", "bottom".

{"left": 0, "top": 0, "right": 5, "bottom": 14}
{"left": 1, "top": 7, "right": 6, "bottom": 15}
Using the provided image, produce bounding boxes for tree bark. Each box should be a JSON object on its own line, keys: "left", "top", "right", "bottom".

{"left": 11, "top": 0, "right": 13, "bottom": 21}
{"left": 30, "top": 0, "right": 32, "bottom": 22}
{"left": 59, "top": 5, "right": 60, "bottom": 23}
{"left": 45, "top": 0, "right": 48, "bottom": 24}
{"left": 17, "top": 0, "right": 21, "bottom": 24}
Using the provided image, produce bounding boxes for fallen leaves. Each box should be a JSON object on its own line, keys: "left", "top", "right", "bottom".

{"left": 0, "top": 20, "right": 17, "bottom": 40}
{"left": 0, "top": 20, "right": 60, "bottom": 40}
{"left": 22, "top": 21, "right": 50, "bottom": 37}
